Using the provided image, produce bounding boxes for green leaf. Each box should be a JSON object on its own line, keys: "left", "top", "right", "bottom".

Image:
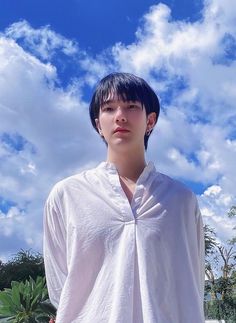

{"left": 0, "top": 293, "right": 16, "bottom": 310}
{"left": 10, "top": 285, "right": 21, "bottom": 309}
{"left": 0, "top": 305, "right": 15, "bottom": 317}
{"left": 30, "top": 294, "right": 41, "bottom": 312}
{"left": 19, "top": 293, "right": 26, "bottom": 310}
{"left": 0, "top": 317, "right": 15, "bottom": 322}
{"left": 0, "top": 276, "right": 54, "bottom": 322}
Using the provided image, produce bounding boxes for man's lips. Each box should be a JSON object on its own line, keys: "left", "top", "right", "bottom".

{"left": 114, "top": 128, "right": 130, "bottom": 133}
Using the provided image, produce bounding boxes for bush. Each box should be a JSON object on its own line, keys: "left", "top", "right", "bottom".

{"left": 204, "top": 298, "right": 236, "bottom": 323}
{"left": 0, "top": 250, "right": 45, "bottom": 291}
{"left": 0, "top": 276, "right": 56, "bottom": 323}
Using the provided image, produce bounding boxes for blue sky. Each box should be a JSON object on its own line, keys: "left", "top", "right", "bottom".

{"left": 0, "top": 0, "right": 236, "bottom": 262}
{"left": 0, "top": 0, "right": 202, "bottom": 52}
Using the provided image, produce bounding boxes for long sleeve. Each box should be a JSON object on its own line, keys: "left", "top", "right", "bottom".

{"left": 43, "top": 187, "right": 68, "bottom": 308}
{"left": 196, "top": 207, "right": 205, "bottom": 304}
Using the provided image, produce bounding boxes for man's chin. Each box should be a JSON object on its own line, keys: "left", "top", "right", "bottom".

{"left": 109, "top": 140, "right": 141, "bottom": 152}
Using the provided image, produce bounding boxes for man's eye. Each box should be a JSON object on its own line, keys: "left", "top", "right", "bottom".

{"left": 128, "top": 104, "right": 140, "bottom": 110}
{"left": 103, "top": 107, "right": 113, "bottom": 112}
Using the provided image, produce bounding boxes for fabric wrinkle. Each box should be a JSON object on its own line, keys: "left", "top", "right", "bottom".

{"left": 43, "top": 161, "right": 205, "bottom": 323}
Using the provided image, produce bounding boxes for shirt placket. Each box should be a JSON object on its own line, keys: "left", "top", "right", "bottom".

{"left": 108, "top": 170, "right": 134, "bottom": 223}
{"left": 109, "top": 171, "right": 146, "bottom": 224}
{"left": 131, "top": 184, "right": 145, "bottom": 220}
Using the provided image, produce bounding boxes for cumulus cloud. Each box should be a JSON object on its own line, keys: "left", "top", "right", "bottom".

{"left": 83, "top": 0, "right": 236, "bottom": 240}
{"left": 3, "top": 20, "right": 78, "bottom": 60}
{"left": 0, "top": 0, "right": 236, "bottom": 259}
{"left": 111, "top": 0, "right": 236, "bottom": 123}
{"left": 200, "top": 184, "right": 236, "bottom": 243}
{"left": 0, "top": 35, "right": 105, "bottom": 257}
{"left": 110, "top": 0, "right": 236, "bottom": 197}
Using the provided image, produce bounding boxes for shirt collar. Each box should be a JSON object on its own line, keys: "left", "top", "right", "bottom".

{"left": 97, "top": 161, "right": 157, "bottom": 185}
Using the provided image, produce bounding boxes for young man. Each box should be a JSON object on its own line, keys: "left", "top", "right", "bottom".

{"left": 44, "top": 73, "right": 205, "bottom": 323}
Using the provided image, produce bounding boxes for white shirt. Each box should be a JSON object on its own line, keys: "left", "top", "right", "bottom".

{"left": 43, "top": 161, "right": 205, "bottom": 323}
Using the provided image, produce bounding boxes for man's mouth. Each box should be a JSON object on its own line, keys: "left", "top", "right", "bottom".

{"left": 114, "top": 127, "right": 130, "bottom": 133}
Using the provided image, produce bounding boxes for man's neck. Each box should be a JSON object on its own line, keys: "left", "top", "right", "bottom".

{"left": 107, "top": 148, "right": 146, "bottom": 182}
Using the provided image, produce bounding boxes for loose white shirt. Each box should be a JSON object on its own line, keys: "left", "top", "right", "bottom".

{"left": 43, "top": 161, "right": 205, "bottom": 323}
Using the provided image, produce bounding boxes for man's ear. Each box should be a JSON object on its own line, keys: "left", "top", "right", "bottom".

{"left": 95, "top": 118, "right": 103, "bottom": 135}
{"left": 147, "top": 112, "right": 157, "bottom": 130}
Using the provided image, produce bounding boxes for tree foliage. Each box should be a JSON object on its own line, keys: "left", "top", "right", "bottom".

{"left": 228, "top": 205, "right": 236, "bottom": 245}
{"left": 204, "top": 224, "right": 217, "bottom": 257}
{"left": 0, "top": 250, "right": 45, "bottom": 291}
{"left": 204, "top": 206, "right": 236, "bottom": 321}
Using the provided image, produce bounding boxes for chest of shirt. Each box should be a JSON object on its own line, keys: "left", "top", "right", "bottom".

{"left": 59, "top": 178, "right": 193, "bottom": 253}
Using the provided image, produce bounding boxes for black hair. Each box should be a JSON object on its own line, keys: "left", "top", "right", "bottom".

{"left": 89, "top": 72, "right": 160, "bottom": 149}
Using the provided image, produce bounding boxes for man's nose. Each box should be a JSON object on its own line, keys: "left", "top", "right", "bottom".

{"left": 115, "top": 107, "right": 127, "bottom": 122}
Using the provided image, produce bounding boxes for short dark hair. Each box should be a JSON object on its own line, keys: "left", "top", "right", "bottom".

{"left": 89, "top": 72, "right": 160, "bottom": 149}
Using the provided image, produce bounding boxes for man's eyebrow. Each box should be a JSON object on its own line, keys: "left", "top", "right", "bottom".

{"left": 101, "top": 99, "right": 141, "bottom": 106}
{"left": 101, "top": 99, "right": 114, "bottom": 106}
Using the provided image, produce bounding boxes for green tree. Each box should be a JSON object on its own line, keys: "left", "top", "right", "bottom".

{"left": 0, "top": 250, "right": 45, "bottom": 291}
{"left": 204, "top": 206, "right": 236, "bottom": 321}
{"left": 204, "top": 224, "right": 217, "bottom": 257}
{"left": 228, "top": 205, "right": 236, "bottom": 245}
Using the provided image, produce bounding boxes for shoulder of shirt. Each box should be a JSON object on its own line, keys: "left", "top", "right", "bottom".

{"left": 156, "top": 171, "right": 197, "bottom": 200}
{"left": 46, "top": 167, "right": 96, "bottom": 201}
{"left": 155, "top": 171, "right": 201, "bottom": 219}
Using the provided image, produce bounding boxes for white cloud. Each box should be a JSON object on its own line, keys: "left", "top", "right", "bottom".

{"left": 3, "top": 20, "right": 78, "bottom": 60}
{"left": 110, "top": 0, "right": 236, "bottom": 241}
{"left": 0, "top": 35, "right": 105, "bottom": 258}
{"left": 80, "top": 0, "right": 236, "bottom": 192}
{"left": 1, "top": 0, "right": 236, "bottom": 259}
{"left": 204, "top": 185, "right": 222, "bottom": 197}
{"left": 199, "top": 184, "right": 236, "bottom": 243}
{"left": 111, "top": 1, "right": 236, "bottom": 122}
{"left": 0, "top": 205, "right": 43, "bottom": 256}
{"left": 79, "top": 55, "right": 113, "bottom": 87}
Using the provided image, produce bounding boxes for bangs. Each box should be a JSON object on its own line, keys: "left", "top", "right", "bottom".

{"left": 95, "top": 80, "right": 146, "bottom": 108}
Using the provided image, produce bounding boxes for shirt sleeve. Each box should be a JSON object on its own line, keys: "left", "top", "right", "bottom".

{"left": 195, "top": 201, "right": 205, "bottom": 305}
{"left": 43, "top": 186, "right": 68, "bottom": 308}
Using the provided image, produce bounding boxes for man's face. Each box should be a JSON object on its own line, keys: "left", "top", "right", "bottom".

{"left": 95, "top": 95, "right": 156, "bottom": 152}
